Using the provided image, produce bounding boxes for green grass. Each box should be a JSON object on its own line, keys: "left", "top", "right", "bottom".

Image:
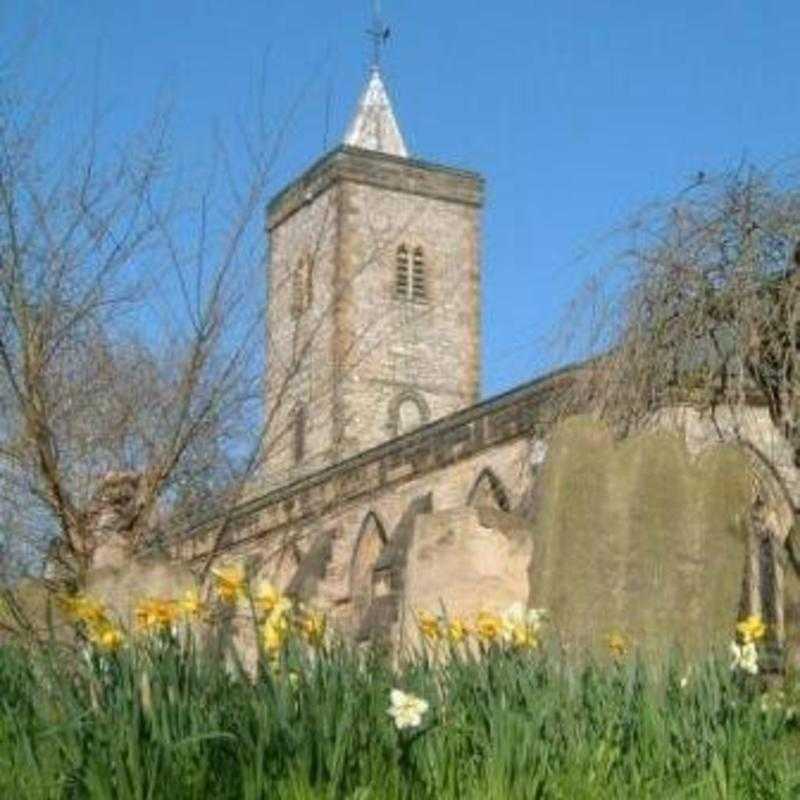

{"left": 1, "top": 634, "right": 799, "bottom": 799}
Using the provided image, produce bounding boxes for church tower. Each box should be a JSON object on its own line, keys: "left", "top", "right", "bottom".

{"left": 263, "top": 61, "right": 483, "bottom": 487}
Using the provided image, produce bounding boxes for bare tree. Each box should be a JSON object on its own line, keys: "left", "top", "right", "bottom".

{"left": 0, "top": 37, "right": 441, "bottom": 598}
{"left": 565, "top": 164, "right": 800, "bottom": 568}
{"left": 0, "top": 41, "right": 286, "bottom": 586}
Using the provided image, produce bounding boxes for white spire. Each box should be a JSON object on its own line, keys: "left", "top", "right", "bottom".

{"left": 344, "top": 67, "right": 408, "bottom": 158}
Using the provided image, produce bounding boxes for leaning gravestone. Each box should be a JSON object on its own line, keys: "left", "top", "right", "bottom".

{"left": 528, "top": 416, "right": 752, "bottom": 656}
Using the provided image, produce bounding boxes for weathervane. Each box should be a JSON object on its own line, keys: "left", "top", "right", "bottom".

{"left": 366, "top": 0, "right": 391, "bottom": 69}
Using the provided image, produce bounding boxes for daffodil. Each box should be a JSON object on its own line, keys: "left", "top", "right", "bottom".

{"left": 502, "top": 602, "right": 526, "bottom": 627}
{"left": 730, "top": 640, "right": 758, "bottom": 675}
{"left": 90, "top": 623, "right": 125, "bottom": 652}
{"left": 474, "top": 611, "right": 504, "bottom": 643}
{"left": 501, "top": 602, "right": 544, "bottom": 649}
{"left": 736, "top": 615, "right": 766, "bottom": 644}
{"left": 526, "top": 607, "right": 548, "bottom": 630}
{"left": 263, "top": 613, "right": 290, "bottom": 655}
{"left": 254, "top": 580, "right": 292, "bottom": 617}
{"left": 447, "top": 618, "right": 470, "bottom": 644}
{"left": 178, "top": 587, "right": 206, "bottom": 619}
{"left": 59, "top": 594, "right": 109, "bottom": 627}
{"left": 58, "top": 593, "right": 128, "bottom": 650}
{"left": 296, "top": 607, "right": 327, "bottom": 647}
{"left": 607, "top": 632, "right": 628, "bottom": 659}
{"left": 416, "top": 610, "right": 443, "bottom": 642}
{"left": 387, "top": 688, "right": 429, "bottom": 730}
{"left": 211, "top": 563, "right": 247, "bottom": 605}
{"left": 135, "top": 597, "right": 181, "bottom": 632}
{"left": 507, "top": 622, "right": 538, "bottom": 650}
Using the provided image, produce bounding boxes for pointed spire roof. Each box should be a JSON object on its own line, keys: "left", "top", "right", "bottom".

{"left": 344, "top": 67, "right": 408, "bottom": 158}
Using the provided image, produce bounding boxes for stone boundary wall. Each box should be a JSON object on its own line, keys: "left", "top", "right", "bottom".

{"left": 177, "top": 367, "right": 573, "bottom": 561}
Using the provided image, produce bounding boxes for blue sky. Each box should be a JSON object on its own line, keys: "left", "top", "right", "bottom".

{"left": 5, "top": 1, "right": 800, "bottom": 395}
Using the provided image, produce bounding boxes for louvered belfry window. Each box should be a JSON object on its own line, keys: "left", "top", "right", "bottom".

{"left": 395, "top": 245, "right": 410, "bottom": 299}
{"left": 395, "top": 244, "right": 426, "bottom": 302}
{"left": 411, "top": 247, "right": 426, "bottom": 301}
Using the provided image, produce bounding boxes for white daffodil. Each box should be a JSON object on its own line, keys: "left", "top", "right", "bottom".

{"left": 503, "top": 602, "right": 546, "bottom": 628}
{"left": 527, "top": 608, "right": 547, "bottom": 628}
{"left": 730, "top": 640, "right": 758, "bottom": 675}
{"left": 500, "top": 603, "right": 523, "bottom": 643}
{"left": 502, "top": 602, "right": 526, "bottom": 625}
{"left": 500, "top": 602, "right": 547, "bottom": 645}
{"left": 388, "top": 689, "right": 429, "bottom": 731}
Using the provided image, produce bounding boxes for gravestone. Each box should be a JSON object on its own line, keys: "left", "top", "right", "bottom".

{"left": 528, "top": 416, "right": 751, "bottom": 655}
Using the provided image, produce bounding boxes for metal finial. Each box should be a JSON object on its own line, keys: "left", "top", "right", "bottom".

{"left": 366, "top": 0, "right": 390, "bottom": 69}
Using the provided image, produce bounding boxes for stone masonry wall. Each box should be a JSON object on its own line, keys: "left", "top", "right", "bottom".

{"left": 337, "top": 179, "right": 481, "bottom": 459}
{"left": 180, "top": 373, "right": 559, "bottom": 634}
{"left": 263, "top": 187, "right": 339, "bottom": 485}
{"left": 186, "top": 366, "right": 800, "bottom": 655}
{"left": 262, "top": 146, "right": 483, "bottom": 488}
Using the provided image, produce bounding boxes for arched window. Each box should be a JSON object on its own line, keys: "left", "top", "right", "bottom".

{"left": 387, "top": 390, "right": 430, "bottom": 436}
{"left": 350, "top": 512, "right": 387, "bottom": 623}
{"left": 397, "top": 398, "right": 424, "bottom": 434}
{"left": 291, "top": 255, "right": 313, "bottom": 317}
{"left": 395, "top": 245, "right": 410, "bottom": 300}
{"left": 292, "top": 403, "right": 307, "bottom": 464}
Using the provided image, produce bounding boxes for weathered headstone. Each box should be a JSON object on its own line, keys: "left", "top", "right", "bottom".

{"left": 528, "top": 416, "right": 751, "bottom": 655}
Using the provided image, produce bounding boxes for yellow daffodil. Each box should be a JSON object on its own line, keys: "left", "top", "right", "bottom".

{"left": 736, "top": 615, "right": 766, "bottom": 644}
{"left": 59, "top": 593, "right": 109, "bottom": 627}
{"left": 416, "top": 610, "right": 443, "bottom": 642}
{"left": 475, "top": 611, "right": 504, "bottom": 643}
{"left": 254, "top": 580, "right": 292, "bottom": 617}
{"left": 263, "top": 613, "right": 290, "bottom": 655}
{"left": 507, "top": 622, "right": 538, "bottom": 650}
{"left": 59, "top": 593, "right": 128, "bottom": 649}
{"left": 179, "top": 587, "right": 206, "bottom": 619}
{"left": 211, "top": 563, "right": 247, "bottom": 605}
{"left": 135, "top": 597, "right": 180, "bottom": 632}
{"left": 607, "top": 632, "right": 628, "bottom": 659}
{"left": 90, "top": 623, "right": 125, "bottom": 652}
{"left": 296, "top": 607, "right": 327, "bottom": 647}
{"left": 447, "top": 618, "right": 470, "bottom": 644}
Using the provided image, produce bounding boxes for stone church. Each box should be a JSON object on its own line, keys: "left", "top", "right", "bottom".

{"left": 177, "top": 66, "right": 793, "bottom": 655}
